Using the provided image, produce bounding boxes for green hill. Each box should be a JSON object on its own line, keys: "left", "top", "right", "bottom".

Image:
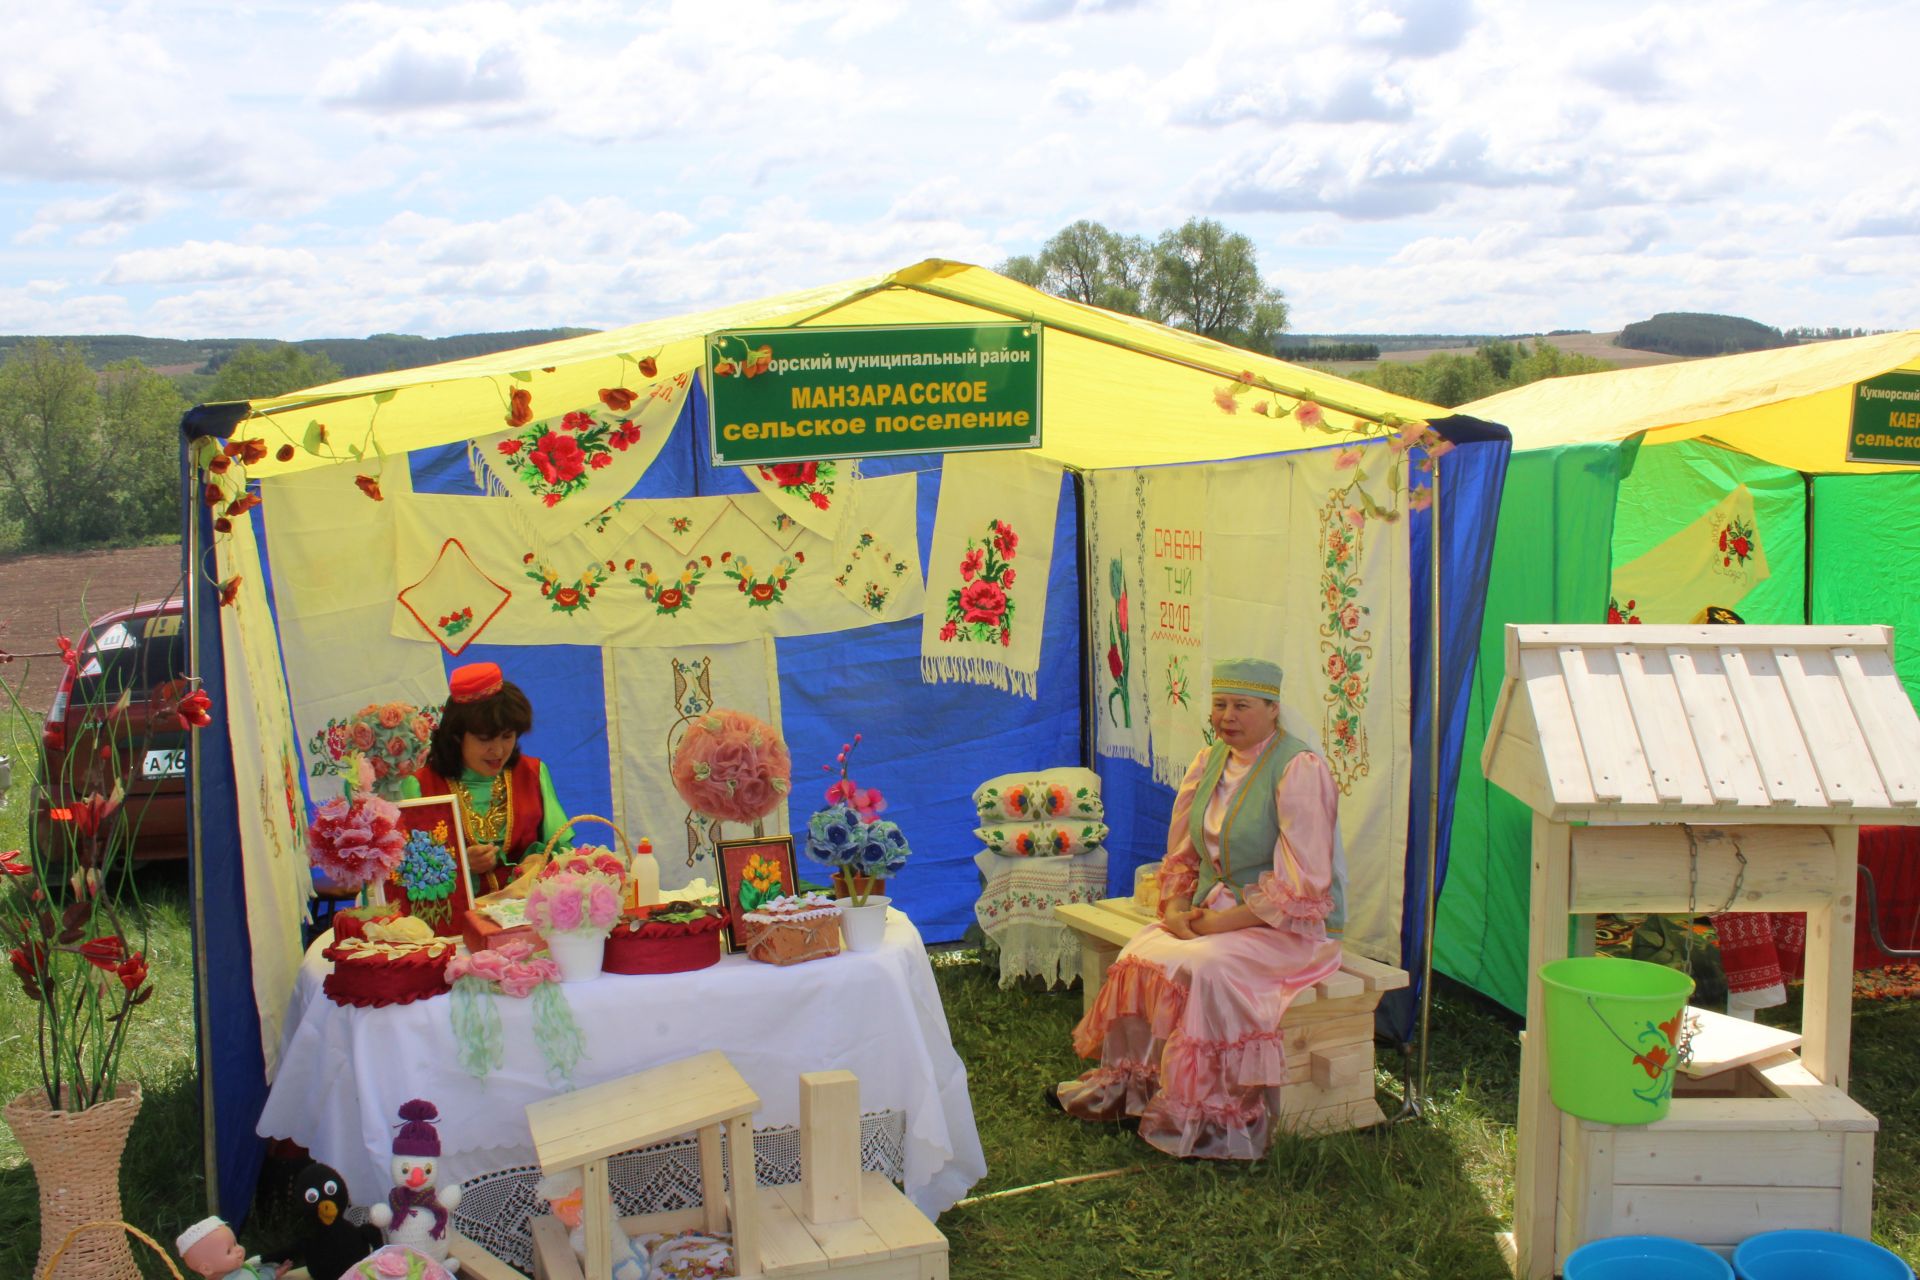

{"left": 0, "top": 328, "right": 598, "bottom": 378}
{"left": 1615, "top": 313, "right": 1792, "bottom": 357}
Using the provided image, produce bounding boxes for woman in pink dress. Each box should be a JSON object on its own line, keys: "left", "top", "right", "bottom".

{"left": 1047, "top": 656, "right": 1347, "bottom": 1159}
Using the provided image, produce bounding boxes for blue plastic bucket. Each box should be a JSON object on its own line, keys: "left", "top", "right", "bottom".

{"left": 1565, "top": 1235, "right": 1733, "bottom": 1280}
{"left": 1734, "top": 1230, "right": 1913, "bottom": 1280}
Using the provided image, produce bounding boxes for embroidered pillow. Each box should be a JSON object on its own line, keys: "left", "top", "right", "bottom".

{"left": 974, "top": 767, "right": 1103, "bottom": 822}
{"left": 973, "top": 821, "right": 1110, "bottom": 858}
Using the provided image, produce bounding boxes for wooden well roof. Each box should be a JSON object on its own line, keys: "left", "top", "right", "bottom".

{"left": 1481, "top": 624, "right": 1920, "bottom": 824}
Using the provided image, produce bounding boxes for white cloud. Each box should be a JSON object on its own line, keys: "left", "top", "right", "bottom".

{"left": 103, "top": 242, "right": 325, "bottom": 286}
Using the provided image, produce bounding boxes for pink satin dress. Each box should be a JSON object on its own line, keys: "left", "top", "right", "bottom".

{"left": 1057, "top": 735, "right": 1344, "bottom": 1158}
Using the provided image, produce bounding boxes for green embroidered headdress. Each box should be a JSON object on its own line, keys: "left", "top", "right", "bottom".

{"left": 1211, "top": 657, "right": 1283, "bottom": 701}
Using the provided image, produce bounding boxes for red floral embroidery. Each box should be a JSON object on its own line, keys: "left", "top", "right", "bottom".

{"left": 941, "top": 518, "right": 1019, "bottom": 645}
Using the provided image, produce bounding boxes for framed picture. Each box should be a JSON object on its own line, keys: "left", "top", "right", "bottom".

{"left": 716, "top": 835, "right": 798, "bottom": 948}
{"left": 385, "top": 794, "right": 473, "bottom": 938}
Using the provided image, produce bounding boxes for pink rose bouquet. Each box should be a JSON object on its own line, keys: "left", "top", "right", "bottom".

{"left": 525, "top": 848, "right": 626, "bottom": 936}
{"left": 670, "top": 709, "right": 792, "bottom": 826}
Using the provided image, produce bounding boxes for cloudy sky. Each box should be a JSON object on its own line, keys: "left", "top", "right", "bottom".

{"left": 3, "top": 0, "right": 1916, "bottom": 341}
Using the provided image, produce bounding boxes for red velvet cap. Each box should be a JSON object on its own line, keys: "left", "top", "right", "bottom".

{"left": 448, "top": 662, "right": 504, "bottom": 704}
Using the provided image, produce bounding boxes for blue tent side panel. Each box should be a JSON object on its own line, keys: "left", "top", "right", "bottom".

{"left": 1382, "top": 415, "right": 1512, "bottom": 1042}
{"left": 180, "top": 423, "right": 269, "bottom": 1222}
{"left": 775, "top": 466, "right": 1083, "bottom": 942}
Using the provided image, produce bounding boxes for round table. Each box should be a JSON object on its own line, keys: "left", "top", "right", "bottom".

{"left": 257, "top": 910, "right": 984, "bottom": 1217}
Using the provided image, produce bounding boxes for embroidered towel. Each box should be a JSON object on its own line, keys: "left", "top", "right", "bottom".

{"left": 1087, "top": 469, "right": 1151, "bottom": 766}
{"left": 1140, "top": 464, "right": 1211, "bottom": 786}
{"left": 1610, "top": 484, "right": 1771, "bottom": 623}
{"left": 919, "top": 451, "right": 1061, "bottom": 699}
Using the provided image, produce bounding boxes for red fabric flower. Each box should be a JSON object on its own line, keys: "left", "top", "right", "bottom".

{"left": 0, "top": 849, "right": 28, "bottom": 877}
{"left": 959, "top": 578, "right": 1008, "bottom": 625}
{"left": 72, "top": 791, "right": 121, "bottom": 837}
{"left": 219, "top": 575, "right": 243, "bottom": 607}
{"left": 177, "top": 689, "right": 214, "bottom": 729}
{"left": 116, "top": 951, "right": 148, "bottom": 992}
{"left": 506, "top": 388, "right": 533, "bottom": 427}
{"left": 638, "top": 356, "right": 658, "bottom": 378}
{"left": 498, "top": 439, "right": 524, "bottom": 456}
{"left": 236, "top": 438, "right": 269, "bottom": 465}
{"left": 79, "top": 936, "right": 126, "bottom": 970}
{"left": 770, "top": 461, "right": 817, "bottom": 487}
{"left": 743, "top": 345, "right": 772, "bottom": 378}
{"left": 226, "top": 493, "right": 261, "bottom": 518}
{"left": 531, "top": 432, "right": 585, "bottom": 485}
{"left": 202, "top": 482, "right": 224, "bottom": 507}
{"left": 599, "top": 387, "right": 638, "bottom": 412}
{"left": 213, "top": 517, "right": 232, "bottom": 534}
{"left": 275, "top": 443, "right": 296, "bottom": 463}
{"left": 354, "top": 475, "right": 383, "bottom": 501}
{"left": 553, "top": 586, "right": 582, "bottom": 609}
{"left": 207, "top": 455, "right": 232, "bottom": 475}
{"left": 713, "top": 360, "right": 736, "bottom": 377}
{"left": 57, "top": 636, "right": 78, "bottom": 674}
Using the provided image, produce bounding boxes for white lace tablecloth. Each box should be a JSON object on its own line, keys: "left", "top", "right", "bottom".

{"left": 257, "top": 911, "right": 984, "bottom": 1218}
{"left": 973, "top": 848, "right": 1108, "bottom": 987}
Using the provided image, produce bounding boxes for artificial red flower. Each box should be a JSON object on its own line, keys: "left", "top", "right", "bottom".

{"left": 275, "top": 443, "right": 296, "bottom": 463}
{"left": 10, "top": 944, "right": 48, "bottom": 1000}
{"left": 56, "top": 635, "right": 78, "bottom": 674}
{"left": 638, "top": 356, "right": 658, "bottom": 378}
{"left": 498, "top": 438, "right": 524, "bottom": 456}
{"left": 71, "top": 791, "right": 121, "bottom": 838}
{"left": 0, "top": 848, "right": 28, "bottom": 877}
{"left": 223, "top": 440, "right": 246, "bottom": 458}
{"left": 959, "top": 578, "right": 1008, "bottom": 625}
{"left": 354, "top": 474, "right": 383, "bottom": 501}
{"left": 713, "top": 359, "right": 737, "bottom": 377}
{"left": 599, "top": 387, "right": 638, "bottom": 412}
{"left": 78, "top": 936, "right": 126, "bottom": 970}
{"left": 506, "top": 388, "right": 534, "bottom": 427}
{"left": 1253, "top": 401, "right": 1270, "bottom": 415}
{"left": 207, "top": 455, "right": 232, "bottom": 475}
{"left": 743, "top": 345, "right": 773, "bottom": 378}
{"left": 177, "top": 689, "right": 214, "bottom": 730}
{"left": 116, "top": 951, "right": 148, "bottom": 992}
{"left": 219, "top": 575, "right": 243, "bottom": 607}
{"left": 202, "top": 482, "right": 224, "bottom": 507}
{"left": 226, "top": 493, "right": 261, "bottom": 518}
{"left": 237, "top": 438, "right": 269, "bottom": 465}
{"left": 1294, "top": 400, "right": 1324, "bottom": 429}
{"left": 213, "top": 517, "right": 232, "bottom": 534}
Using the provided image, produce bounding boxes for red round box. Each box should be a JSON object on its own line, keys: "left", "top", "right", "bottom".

{"left": 601, "top": 907, "right": 725, "bottom": 975}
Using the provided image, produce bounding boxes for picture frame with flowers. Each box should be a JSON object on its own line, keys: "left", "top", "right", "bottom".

{"left": 717, "top": 835, "right": 799, "bottom": 949}
{"left": 385, "top": 794, "right": 473, "bottom": 937}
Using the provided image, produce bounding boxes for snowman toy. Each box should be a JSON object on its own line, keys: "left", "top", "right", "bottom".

{"left": 367, "top": 1099, "right": 464, "bottom": 1273}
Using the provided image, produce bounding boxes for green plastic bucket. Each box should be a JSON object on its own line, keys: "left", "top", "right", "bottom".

{"left": 1539, "top": 956, "right": 1694, "bottom": 1125}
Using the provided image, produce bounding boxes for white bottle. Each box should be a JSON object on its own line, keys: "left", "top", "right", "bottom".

{"left": 629, "top": 837, "right": 661, "bottom": 909}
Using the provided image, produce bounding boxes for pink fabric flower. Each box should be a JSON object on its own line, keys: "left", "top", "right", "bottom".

{"left": 670, "top": 709, "right": 791, "bottom": 825}
{"left": 352, "top": 723, "right": 376, "bottom": 751}
{"left": 378, "top": 702, "right": 407, "bottom": 728}
{"left": 587, "top": 882, "right": 620, "bottom": 928}
{"left": 1333, "top": 447, "right": 1364, "bottom": 470}
{"left": 545, "top": 890, "right": 585, "bottom": 932}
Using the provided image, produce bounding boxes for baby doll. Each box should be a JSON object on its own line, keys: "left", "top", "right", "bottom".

{"left": 176, "top": 1217, "right": 288, "bottom": 1280}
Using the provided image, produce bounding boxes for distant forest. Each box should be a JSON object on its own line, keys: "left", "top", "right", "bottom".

{"left": 1614, "top": 313, "right": 1792, "bottom": 357}
{"left": 0, "top": 328, "right": 596, "bottom": 380}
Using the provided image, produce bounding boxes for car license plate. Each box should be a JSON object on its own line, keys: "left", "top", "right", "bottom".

{"left": 141, "top": 748, "right": 186, "bottom": 780}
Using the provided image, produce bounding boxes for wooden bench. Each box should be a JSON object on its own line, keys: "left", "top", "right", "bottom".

{"left": 1053, "top": 896, "right": 1408, "bottom": 1135}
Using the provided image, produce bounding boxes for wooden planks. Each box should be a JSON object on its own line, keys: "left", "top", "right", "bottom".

{"left": 1679, "top": 1005, "right": 1803, "bottom": 1079}
{"left": 1567, "top": 825, "right": 1838, "bottom": 914}
{"left": 527, "top": 1051, "right": 759, "bottom": 1169}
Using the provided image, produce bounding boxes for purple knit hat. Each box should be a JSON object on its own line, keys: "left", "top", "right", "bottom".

{"left": 393, "top": 1099, "right": 442, "bottom": 1157}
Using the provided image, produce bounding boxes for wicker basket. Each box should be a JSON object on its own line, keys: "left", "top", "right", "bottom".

{"left": 742, "top": 899, "right": 844, "bottom": 966}
{"left": 3, "top": 1084, "right": 145, "bottom": 1280}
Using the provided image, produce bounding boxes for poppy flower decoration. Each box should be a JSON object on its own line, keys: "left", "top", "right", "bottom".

{"left": 939, "top": 517, "right": 1018, "bottom": 647}
{"left": 633, "top": 557, "right": 709, "bottom": 617}
{"left": 497, "top": 405, "right": 635, "bottom": 506}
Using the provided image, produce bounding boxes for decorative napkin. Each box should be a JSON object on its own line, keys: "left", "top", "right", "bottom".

{"left": 1087, "top": 469, "right": 1151, "bottom": 766}
{"left": 396, "top": 536, "right": 514, "bottom": 655}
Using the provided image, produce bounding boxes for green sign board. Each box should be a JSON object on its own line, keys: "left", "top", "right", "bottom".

{"left": 1848, "top": 371, "right": 1920, "bottom": 466}
{"left": 705, "top": 322, "right": 1043, "bottom": 466}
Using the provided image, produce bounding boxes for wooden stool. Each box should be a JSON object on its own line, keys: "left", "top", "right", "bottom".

{"left": 455, "top": 1050, "right": 948, "bottom": 1280}
{"left": 1054, "top": 897, "right": 1408, "bottom": 1135}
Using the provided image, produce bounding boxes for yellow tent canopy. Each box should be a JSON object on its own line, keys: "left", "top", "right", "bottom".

{"left": 225, "top": 259, "right": 1440, "bottom": 477}
{"left": 1460, "top": 329, "right": 1920, "bottom": 475}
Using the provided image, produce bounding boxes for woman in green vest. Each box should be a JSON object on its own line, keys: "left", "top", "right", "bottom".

{"left": 1047, "top": 657, "right": 1348, "bottom": 1159}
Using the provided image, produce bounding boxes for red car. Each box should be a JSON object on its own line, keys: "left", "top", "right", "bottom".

{"left": 35, "top": 596, "right": 191, "bottom": 865}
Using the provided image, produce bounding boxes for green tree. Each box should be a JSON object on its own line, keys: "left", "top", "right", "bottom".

{"left": 998, "top": 220, "right": 1156, "bottom": 317}
{"left": 205, "top": 343, "right": 344, "bottom": 402}
{"left": 1337, "top": 339, "right": 1617, "bottom": 409}
{"left": 1147, "top": 218, "right": 1288, "bottom": 350}
{"left": 0, "top": 341, "right": 183, "bottom": 549}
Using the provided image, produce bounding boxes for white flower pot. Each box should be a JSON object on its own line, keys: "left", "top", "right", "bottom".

{"left": 543, "top": 930, "right": 607, "bottom": 982}
{"left": 838, "top": 896, "right": 891, "bottom": 952}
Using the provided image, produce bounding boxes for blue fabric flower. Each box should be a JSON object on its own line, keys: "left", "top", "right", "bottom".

{"left": 805, "top": 803, "right": 863, "bottom": 868}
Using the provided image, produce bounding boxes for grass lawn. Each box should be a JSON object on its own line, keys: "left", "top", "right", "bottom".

{"left": 1, "top": 706, "right": 1914, "bottom": 1278}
